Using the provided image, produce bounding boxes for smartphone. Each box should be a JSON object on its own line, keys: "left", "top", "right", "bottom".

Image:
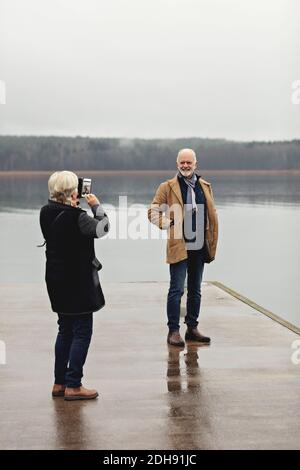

{"left": 78, "top": 177, "right": 92, "bottom": 198}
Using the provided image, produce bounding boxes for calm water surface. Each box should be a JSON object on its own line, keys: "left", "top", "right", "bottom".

{"left": 0, "top": 173, "right": 299, "bottom": 328}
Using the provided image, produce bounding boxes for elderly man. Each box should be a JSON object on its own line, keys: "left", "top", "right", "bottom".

{"left": 148, "top": 149, "right": 218, "bottom": 347}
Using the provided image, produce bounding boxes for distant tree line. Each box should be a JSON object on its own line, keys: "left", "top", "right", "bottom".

{"left": 0, "top": 136, "right": 299, "bottom": 171}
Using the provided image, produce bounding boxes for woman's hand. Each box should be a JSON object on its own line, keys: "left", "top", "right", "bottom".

{"left": 85, "top": 193, "right": 100, "bottom": 207}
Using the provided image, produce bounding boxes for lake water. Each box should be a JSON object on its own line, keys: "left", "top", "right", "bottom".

{"left": 0, "top": 173, "right": 299, "bottom": 328}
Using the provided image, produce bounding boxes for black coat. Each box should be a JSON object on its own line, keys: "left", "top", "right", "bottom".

{"left": 40, "top": 201, "right": 105, "bottom": 314}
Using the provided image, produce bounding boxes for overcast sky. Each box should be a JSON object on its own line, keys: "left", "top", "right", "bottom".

{"left": 0, "top": 0, "right": 299, "bottom": 140}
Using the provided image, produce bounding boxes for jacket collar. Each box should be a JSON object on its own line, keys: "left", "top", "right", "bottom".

{"left": 48, "top": 199, "right": 79, "bottom": 211}
{"left": 167, "top": 175, "right": 184, "bottom": 207}
{"left": 167, "top": 172, "right": 203, "bottom": 207}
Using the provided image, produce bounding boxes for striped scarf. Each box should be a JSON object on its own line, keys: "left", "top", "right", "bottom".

{"left": 179, "top": 172, "right": 198, "bottom": 212}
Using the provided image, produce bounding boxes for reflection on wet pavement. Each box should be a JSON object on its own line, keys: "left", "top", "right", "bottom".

{"left": 166, "top": 343, "right": 213, "bottom": 450}
{"left": 1, "top": 282, "right": 299, "bottom": 450}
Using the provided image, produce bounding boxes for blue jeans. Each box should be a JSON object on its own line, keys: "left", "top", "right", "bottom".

{"left": 167, "top": 250, "right": 205, "bottom": 332}
{"left": 54, "top": 313, "right": 93, "bottom": 388}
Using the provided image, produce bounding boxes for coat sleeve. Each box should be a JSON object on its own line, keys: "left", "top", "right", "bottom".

{"left": 78, "top": 204, "right": 110, "bottom": 239}
{"left": 148, "top": 183, "right": 172, "bottom": 230}
{"left": 208, "top": 184, "right": 218, "bottom": 251}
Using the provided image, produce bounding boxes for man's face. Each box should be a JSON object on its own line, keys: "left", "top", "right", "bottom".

{"left": 177, "top": 153, "right": 197, "bottom": 178}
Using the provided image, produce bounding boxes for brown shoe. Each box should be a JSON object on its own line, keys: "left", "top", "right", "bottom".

{"left": 167, "top": 331, "right": 185, "bottom": 347}
{"left": 52, "top": 384, "right": 66, "bottom": 397}
{"left": 64, "top": 386, "right": 99, "bottom": 401}
{"left": 185, "top": 328, "right": 211, "bottom": 343}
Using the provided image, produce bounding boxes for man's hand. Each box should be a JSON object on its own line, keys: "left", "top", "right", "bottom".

{"left": 85, "top": 193, "right": 100, "bottom": 207}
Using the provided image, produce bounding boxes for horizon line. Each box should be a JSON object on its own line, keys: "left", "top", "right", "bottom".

{"left": 0, "top": 134, "right": 300, "bottom": 144}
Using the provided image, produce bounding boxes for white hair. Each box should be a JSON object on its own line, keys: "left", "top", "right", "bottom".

{"left": 176, "top": 148, "right": 197, "bottom": 163}
{"left": 51, "top": 171, "right": 78, "bottom": 204}
{"left": 48, "top": 171, "right": 61, "bottom": 199}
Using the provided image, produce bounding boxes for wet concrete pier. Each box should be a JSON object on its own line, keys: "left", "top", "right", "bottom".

{"left": 0, "top": 282, "right": 299, "bottom": 450}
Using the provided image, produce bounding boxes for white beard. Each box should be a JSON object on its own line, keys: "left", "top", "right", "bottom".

{"left": 179, "top": 168, "right": 193, "bottom": 178}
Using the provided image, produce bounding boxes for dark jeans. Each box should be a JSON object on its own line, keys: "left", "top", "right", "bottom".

{"left": 167, "top": 250, "right": 205, "bottom": 332}
{"left": 54, "top": 313, "right": 93, "bottom": 388}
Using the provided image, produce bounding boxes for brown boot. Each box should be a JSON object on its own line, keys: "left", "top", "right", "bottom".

{"left": 167, "top": 331, "right": 185, "bottom": 347}
{"left": 52, "top": 384, "right": 66, "bottom": 397}
{"left": 64, "top": 386, "right": 99, "bottom": 401}
{"left": 185, "top": 327, "right": 211, "bottom": 343}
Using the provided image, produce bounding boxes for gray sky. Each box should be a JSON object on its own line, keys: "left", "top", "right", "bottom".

{"left": 0, "top": 0, "right": 299, "bottom": 140}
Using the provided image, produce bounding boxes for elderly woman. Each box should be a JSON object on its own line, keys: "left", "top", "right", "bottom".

{"left": 40, "top": 171, "right": 109, "bottom": 400}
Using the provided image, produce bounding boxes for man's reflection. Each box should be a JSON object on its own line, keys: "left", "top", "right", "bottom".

{"left": 167, "top": 343, "right": 203, "bottom": 392}
{"left": 166, "top": 343, "right": 211, "bottom": 449}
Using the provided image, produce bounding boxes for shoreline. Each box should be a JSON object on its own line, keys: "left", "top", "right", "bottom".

{"left": 0, "top": 169, "right": 300, "bottom": 177}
